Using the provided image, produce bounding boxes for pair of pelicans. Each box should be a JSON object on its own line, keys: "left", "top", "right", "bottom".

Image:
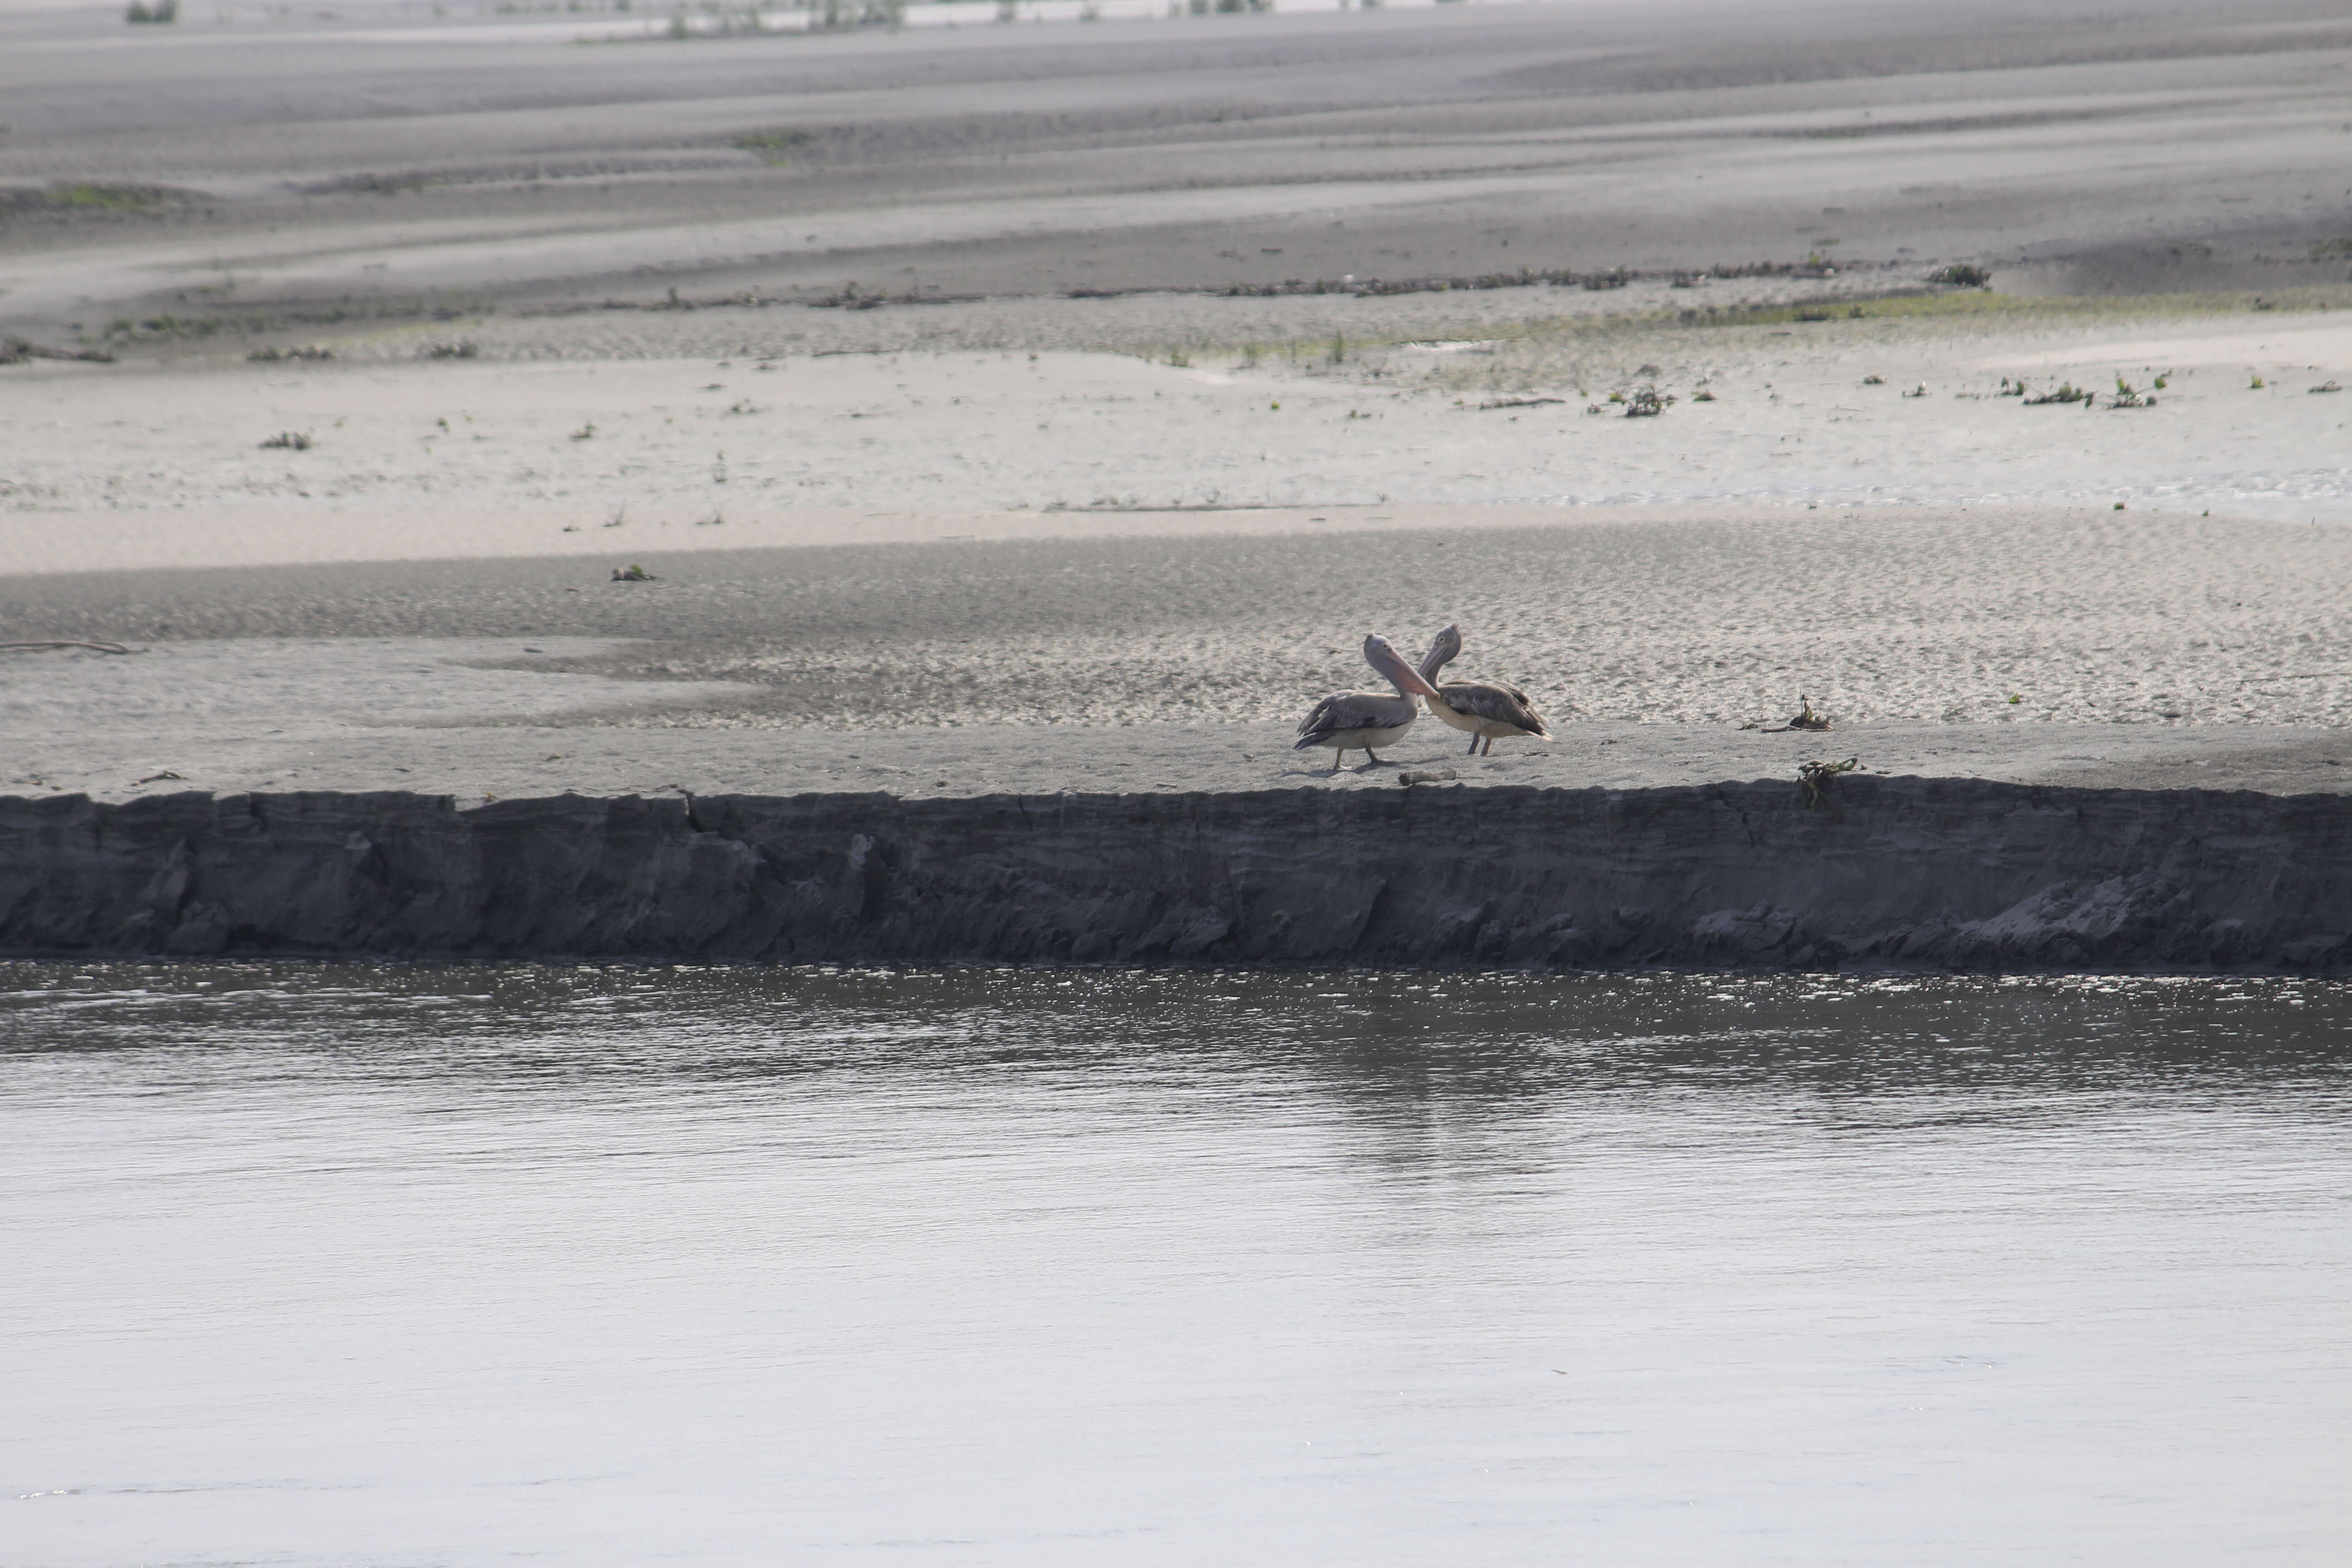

{"left": 1294, "top": 625, "right": 1549, "bottom": 774}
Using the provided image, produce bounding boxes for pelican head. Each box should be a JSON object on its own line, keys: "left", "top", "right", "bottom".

{"left": 1364, "top": 633, "right": 1441, "bottom": 699}
{"left": 1419, "top": 623, "right": 1462, "bottom": 683}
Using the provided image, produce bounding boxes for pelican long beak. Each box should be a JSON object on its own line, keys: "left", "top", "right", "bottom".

{"left": 1366, "top": 635, "right": 1441, "bottom": 699}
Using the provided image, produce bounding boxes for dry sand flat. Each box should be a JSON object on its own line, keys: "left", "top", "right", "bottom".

{"left": 1, "top": 302, "right": 2346, "bottom": 580}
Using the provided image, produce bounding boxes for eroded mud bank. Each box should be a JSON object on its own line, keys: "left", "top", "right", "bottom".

{"left": 3, "top": 782, "right": 2348, "bottom": 971}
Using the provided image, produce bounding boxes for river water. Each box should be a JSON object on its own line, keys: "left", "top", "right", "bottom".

{"left": 5, "top": 964, "right": 2348, "bottom": 1567}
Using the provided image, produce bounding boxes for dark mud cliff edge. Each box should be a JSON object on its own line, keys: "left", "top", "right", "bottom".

{"left": 3, "top": 781, "right": 2349, "bottom": 971}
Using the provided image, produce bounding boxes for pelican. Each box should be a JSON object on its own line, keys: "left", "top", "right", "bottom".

{"left": 1417, "top": 623, "right": 1553, "bottom": 755}
{"left": 1294, "top": 634, "right": 1443, "bottom": 774}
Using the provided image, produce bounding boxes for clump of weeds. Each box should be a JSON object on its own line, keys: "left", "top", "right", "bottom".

{"left": 257, "top": 430, "right": 313, "bottom": 450}
{"left": 1798, "top": 756, "right": 1861, "bottom": 806}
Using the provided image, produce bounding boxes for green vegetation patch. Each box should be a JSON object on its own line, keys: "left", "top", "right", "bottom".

{"left": 734, "top": 128, "right": 818, "bottom": 164}
{"left": 1668, "top": 284, "right": 2352, "bottom": 333}
{"left": 0, "top": 182, "right": 181, "bottom": 217}
{"left": 97, "top": 299, "right": 497, "bottom": 351}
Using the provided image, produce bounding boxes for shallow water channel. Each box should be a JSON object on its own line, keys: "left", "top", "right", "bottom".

{"left": 5, "top": 964, "right": 2349, "bottom": 1567}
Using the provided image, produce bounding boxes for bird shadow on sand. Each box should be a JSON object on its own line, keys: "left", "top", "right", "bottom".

{"left": 1274, "top": 750, "right": 1467, "bottom": 781}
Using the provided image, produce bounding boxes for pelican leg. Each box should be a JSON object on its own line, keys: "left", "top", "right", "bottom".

{"left": 1362, "top": 749, "right": 1383, "bottom": 768}
{"left": 1481, "top": 736, "right": 1496, "bottom": 756}
{"left": 1328, "top": 748, "right": 1348, "bottom": 777}
{"left": 1465, "top": 734, "right": 1479, "bottom": 755}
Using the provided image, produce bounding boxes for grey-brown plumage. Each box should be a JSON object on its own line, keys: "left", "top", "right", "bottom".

{"left": 1294, "top": 633, "right": 1443, "bottom": 774}
{"left": 1417, "top": 623, "right": 1553, "bottom": 756}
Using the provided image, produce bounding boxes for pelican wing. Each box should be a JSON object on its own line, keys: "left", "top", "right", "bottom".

{"left": 1437, "top": 679, "right": 1551, "bottom": 737}
{"left": 1295, "top": 691, "right": 1416, "bottom": 747}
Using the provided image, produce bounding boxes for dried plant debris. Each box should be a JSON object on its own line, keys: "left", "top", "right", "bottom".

{"left": 1398, "top": 768, "right": 1459, "bottom": 787}
{"left": 1798, "top": 756, "right": 1861, "bottom": 806}
{"left": 257, "top": 430, "right": 313, "bottom": 450}
{"left": 1744, "top": 696, "right": 1832, "bottom": 733}
{"left": 1622, "top": 386, "right": 1673, "bottom": 417}
{"left": 0, "top": 640, "right": 138, "bottom": 655}
{"left": 2023, "top": 381, "right": 2095, "bottom": 406}
{"left": 2313, "top": 380, "right": 2344, "bottom": 394}
{"left": 2107, "top": 378, "right": 2157, "bottom": 409}
{"left": 1476, "top": 397, "right": 1566, "bottom": 411}
{"left": 611, "top": 564, "right": 657, "bottom": 582}
{"left": 0, "top": 335, "right": 115, "bottom": 365}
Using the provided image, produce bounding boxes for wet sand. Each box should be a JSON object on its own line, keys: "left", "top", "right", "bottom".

{"left": 5, "top": 0, "right": 2351, "bottom": 333}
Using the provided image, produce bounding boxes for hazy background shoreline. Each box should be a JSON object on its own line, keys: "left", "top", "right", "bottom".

{"left": 5, "top": 0, "right": 2351, "bottom": 342}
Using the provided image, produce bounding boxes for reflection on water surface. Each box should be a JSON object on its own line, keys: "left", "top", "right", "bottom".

{"left": 5, "top": 965, "right": 2349, "bottom": 1567}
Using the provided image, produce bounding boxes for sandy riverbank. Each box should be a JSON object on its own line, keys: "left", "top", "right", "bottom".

{"left": 2, "top": 0, "right": 2346, "bottom": 869}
